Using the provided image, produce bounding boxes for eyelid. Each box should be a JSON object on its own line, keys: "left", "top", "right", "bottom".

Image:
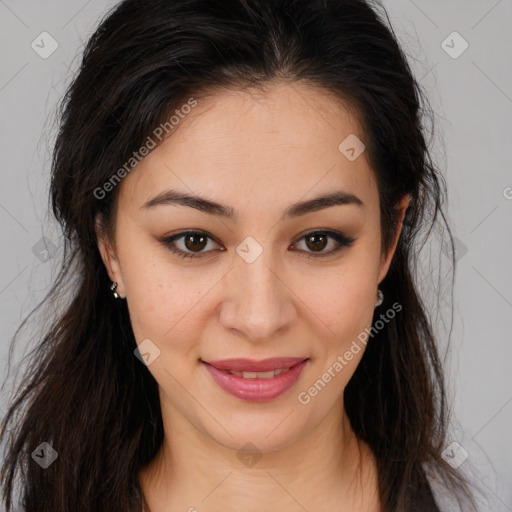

{"left": 161, "top": 228, "right": 355, "bottom": 259}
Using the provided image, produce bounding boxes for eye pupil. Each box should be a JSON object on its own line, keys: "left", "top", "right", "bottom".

{"left": 185, "top": 234, "right": 207, "bottom": 252}
{"left": 306, "top": 233, "right": 328, "bottom": 252}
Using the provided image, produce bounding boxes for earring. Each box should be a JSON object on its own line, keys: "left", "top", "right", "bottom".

{"left": 375, "top": 288, "right": 384, "bottom": 308}
{"left": 110, "top": 281, "right": 122, "bottom": 299}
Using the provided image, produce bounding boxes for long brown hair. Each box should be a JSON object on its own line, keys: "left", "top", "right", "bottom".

{"left": 1, "top": 0, "right": 476, "bottom": 510}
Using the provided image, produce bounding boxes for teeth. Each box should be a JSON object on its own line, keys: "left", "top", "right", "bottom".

{"left": 227, "top": 368, "right": 291, "bottom": 378}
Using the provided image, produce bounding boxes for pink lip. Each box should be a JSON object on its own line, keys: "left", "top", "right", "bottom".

{"left": 202, "top": 358, "right": 309, "bottom": 402}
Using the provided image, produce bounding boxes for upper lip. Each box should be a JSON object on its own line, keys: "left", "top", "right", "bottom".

{"left": 203, "top": 357, "right": 308, "bottom": 372}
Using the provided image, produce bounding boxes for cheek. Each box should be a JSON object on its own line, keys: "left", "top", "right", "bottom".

{"left": 115, "top": 231, "right": 210, "bottom": 348}
{"left": 125, "top": 269, "right": 213, "bottom": 351}
{"left": 306, "top": 250, "right": 380, "bottom": 335}
{"left": 306, "top": 281, "right": 376, "bottom": 385}
{"left": 296, "top": 276, "right": 377, "bottom": 405}
{"left": 296, "top": 246, "right": 381, "bottom": 399}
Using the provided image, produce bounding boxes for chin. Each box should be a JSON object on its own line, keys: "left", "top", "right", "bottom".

{"left": 197, "top": 402, "right": 312, "bottom": 454}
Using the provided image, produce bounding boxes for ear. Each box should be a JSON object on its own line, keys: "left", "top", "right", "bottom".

{"left": 377, "top": 194, "right": 411, "bottom": 284}
{"left": 95, "top": 214, "right": 126, "bottom": 298}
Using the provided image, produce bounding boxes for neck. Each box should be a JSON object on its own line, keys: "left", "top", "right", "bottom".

{"left": 139, "top": 394, "right": 381, "bottom": 511}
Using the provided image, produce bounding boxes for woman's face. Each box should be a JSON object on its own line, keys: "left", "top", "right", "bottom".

{"left": 98, "top": 82, "right": 405, "bottom": 453}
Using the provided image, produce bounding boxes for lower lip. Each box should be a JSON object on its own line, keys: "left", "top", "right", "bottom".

{"left": 202, "top": 359, "right": 309, "bottom": 402}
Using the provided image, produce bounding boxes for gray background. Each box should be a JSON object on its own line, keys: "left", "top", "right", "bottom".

{"left": 0, "top": 0, "right": 511, "bottom": 510}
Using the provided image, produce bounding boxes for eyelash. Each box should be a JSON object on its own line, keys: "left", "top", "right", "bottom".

{"left": 161, "top": 229, "right": 355, "bottom": 260}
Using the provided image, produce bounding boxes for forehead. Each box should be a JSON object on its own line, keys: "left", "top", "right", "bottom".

{"left": 118, "top": 81, "right": 376, "bottom": 213}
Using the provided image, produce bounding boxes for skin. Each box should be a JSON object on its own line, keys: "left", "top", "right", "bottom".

{"left": 97, "top": 81, "right": 409, "bottom": 511}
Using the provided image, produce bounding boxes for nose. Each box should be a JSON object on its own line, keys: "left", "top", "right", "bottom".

{"left": 218, "top": 246, "right": 296, "bottom": 342}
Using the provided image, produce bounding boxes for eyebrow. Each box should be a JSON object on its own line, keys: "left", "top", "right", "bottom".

{"left": 140, "top": 188, "right": 363, "bottom": 220}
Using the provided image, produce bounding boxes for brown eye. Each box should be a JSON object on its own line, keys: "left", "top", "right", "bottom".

{"left": 162, "top": 231, "right": 222, "bottom": 259}
{"left": 305, "top": 233, "right": 329, "bottom": 252}
{"left": 291, "top": 230, "right": 355, "bottom": 258}
{"left": 183, "top": 233, "right": 208, "bottom": 252}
